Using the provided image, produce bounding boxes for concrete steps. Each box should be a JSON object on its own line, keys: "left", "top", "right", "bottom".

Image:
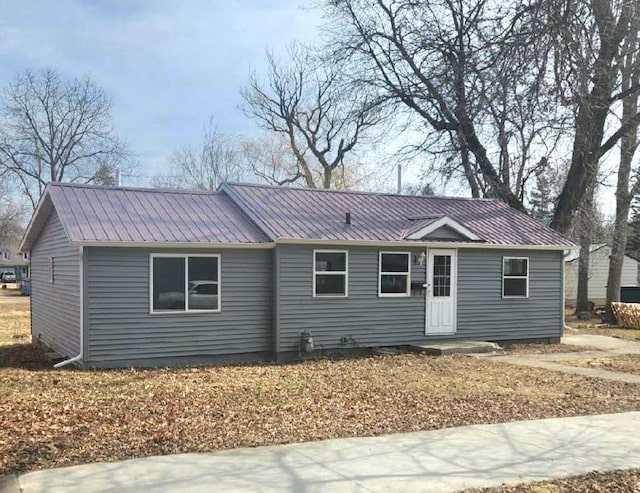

{"left": 409, "top": 340, "right": 503, "bottom": 356}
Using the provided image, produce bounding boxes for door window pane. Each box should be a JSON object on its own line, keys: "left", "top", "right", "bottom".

{"left": 188, "top": 257, "right": 219, "bottom": 310}
{"left": 153, "top": 257, "right": 185, "bottom": 311}
{"left": 432, "top": 255, "right": 451, "bottom": 297}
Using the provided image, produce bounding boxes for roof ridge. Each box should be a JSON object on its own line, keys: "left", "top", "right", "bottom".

{"left": 47, "top": 182, "right": 220, "bottom": 196}
{"left": 225, "top": 182, "right": 503, "bottom": 203}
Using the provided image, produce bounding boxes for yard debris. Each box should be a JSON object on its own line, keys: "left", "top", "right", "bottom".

{"left": 461, "top": 468, "right": 640, "bottom": 492}
{"left": 503, "top": 343, "right": 594, "bottom": 355}
{"left": 2, "top": 295, "right": 640, "bottom": 477}
{"left": 564, "top": 355, "right": 640, "bottom": 376}
{"left": 612, "top": 302, "right": 640, "bottom": 329}
{"left": 2, "top": 348, "right": 640, "bottom": 476}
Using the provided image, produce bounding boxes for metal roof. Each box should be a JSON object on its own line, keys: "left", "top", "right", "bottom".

{"left": 21, "top": 183, "right": 269, "bottom": 250}
{"left": 21, "top": 181, "right": 575, "bottom": 251}
{"left": 223, "top": 183, "right": 575, "bottom": 247}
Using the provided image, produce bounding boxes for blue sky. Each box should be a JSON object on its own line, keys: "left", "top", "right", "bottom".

{"left": 0, "top": 1, "right": 320, "bottom": 175}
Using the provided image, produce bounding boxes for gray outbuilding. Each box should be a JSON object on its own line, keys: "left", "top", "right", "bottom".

{"left": 20, "top": 182, "right": 575, "bottom": 368}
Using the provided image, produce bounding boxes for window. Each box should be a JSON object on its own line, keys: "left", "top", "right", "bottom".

{"left": 22, "top": 252, "right": 30, "bottom": 261}
{"left": 313, "top": 250, "right": 348, "bottom": 297}
{"left": 432, "top": 255, "right": 452, "bottom": 297}
{"left": 379, "top": 252, "right": 410, "bottom": 297}
{"left": 502, "top": 257, "right": 528, "bottom": 298}
{"left": 151, "top": 254, "right": 220, "bottom": 313}
{"left": 2, "top": 251, "right": 8, "bottom": 261}
{"left": 48, "top": 257, "right": 54, "bottom": 283}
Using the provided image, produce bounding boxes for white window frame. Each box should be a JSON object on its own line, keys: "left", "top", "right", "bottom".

{"left": 22, "top": 252, "right": 30, "bottom": 261}
{"left": 313, "top": 249, "right": 348, "bottom": 298}
{"left": 2, "top": 251, "right": 9, "bottom": 261}
{"left": 48, "top": 257, "right": 54, "bottom": 283}
{"left": 502, "top": 256, "right": 529, "bottom": 298}
{"left": 378, "top": 251, "right": 411, "bottom": 297}
{"left": 149, "top": 253, "right": 221, "bottom": 314}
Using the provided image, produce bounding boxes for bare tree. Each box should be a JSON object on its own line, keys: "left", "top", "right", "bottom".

{"left": 241, "top": 44, "right": 383, "bottom": 189}
{"left": 0, "top": 177, "right": 24, "bottom": 247}
{"left": 606, "top": 15, "right": 640, "bottom": 319}
{"left": 154, "top": 118, "right": 251, "bottom": 191}
{"left": 323, "top": 0, "right": 640, "bottom": 232}
{"left": 0, "top": 68, "right": 127, "bottom": 207}
{"left": 322, "top": 0, "right": 569, "bottom": 210}
{"left": 549, "top": 0, "right": 640, "bottom": 233}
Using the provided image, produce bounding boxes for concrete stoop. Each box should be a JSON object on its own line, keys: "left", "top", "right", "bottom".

{"left": 410, "top": 340, "right": 503, "bottom": 356}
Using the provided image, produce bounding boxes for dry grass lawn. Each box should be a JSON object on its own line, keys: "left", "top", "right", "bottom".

{"left": 463, "top": 468, "right": 640, "bottom": 492}
{"left": 573, "top": 326, "right": 640, "bottom": 341}
{"left": 2, "top": 293, "right": 640, "bottom": 477}
{"left": 0, "top": 290, "right": 30, "bottom": 346}
{"left": 564, "top": 354, "right": 640, "bottom": 376}
{"left": 564, "top": 309, "right": 640, "bottom": 341}
{"left": 503, "top": 343, "right": 594, "bottom": 355}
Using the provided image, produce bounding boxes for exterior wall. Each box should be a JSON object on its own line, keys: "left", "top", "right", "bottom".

{"left": 85, "top": 247, "right": 272, "bottom": 367}
{"left": 564, "top": 247, "right": 639, "bottom": 306}
{"left": 456, "top": 249, "right": 563, "bottom": 341}
{"left": 276, "top": 245, "right": 563, "bottom": 352}
{"left": 30, "top": 210, "right": 80, "bottom": 358}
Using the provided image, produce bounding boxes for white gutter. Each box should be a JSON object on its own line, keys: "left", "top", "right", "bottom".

{"left": 54, "top": 245, "right": 83, "bottom": 368}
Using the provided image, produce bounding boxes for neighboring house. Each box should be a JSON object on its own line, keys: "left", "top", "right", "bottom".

{"left": 0, "top": 245, "right": 30, "bottom": 282}
{"left": 564, "top": 244, "right": 639, "bottom": 307}
{"left": 20, "top": 182, "right": 575, "bottom": 368}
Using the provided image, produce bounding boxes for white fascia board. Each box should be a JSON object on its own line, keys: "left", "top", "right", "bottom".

{"left": 406, "top": 216, "right": 480, "bottom": 241}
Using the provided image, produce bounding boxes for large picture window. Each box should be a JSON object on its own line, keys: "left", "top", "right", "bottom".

{"left": 151, "top": 254, "right": 220, "bottom": 313}
{"left": 502, "top": 257, "right": 528, "bottom": 298}
{"left": 379, "top": 252, "right": 410, "bottom": 297}
{"left": 313, "top": 250, "right": 348, "bottom": 297}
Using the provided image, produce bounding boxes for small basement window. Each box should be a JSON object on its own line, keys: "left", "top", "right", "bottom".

{"left": 313, "top": 250, "right": 348, "bottom": 297}
{"left": 379, "top": 252, "right": 410, "bottom": 297}
{"left": 502, "top": 257, "right": 528, "bottom": 298}
{"left": 151, "top": 254, "right": 220, "bottom": 313}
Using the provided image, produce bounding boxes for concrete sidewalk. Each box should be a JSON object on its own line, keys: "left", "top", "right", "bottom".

{"left": 16, "top": 412, "right": 640, "bottom": 493}
{"left": 481, "top": 334, "right": 640, "bottom": 383}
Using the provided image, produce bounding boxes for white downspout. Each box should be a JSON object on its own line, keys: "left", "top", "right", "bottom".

{"left": 54, "top": 245, "right": 83, "bottom": 368}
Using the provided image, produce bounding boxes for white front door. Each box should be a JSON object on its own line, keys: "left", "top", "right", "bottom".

{"left": 426, "top": 249, "right": 457, "bottom": 335}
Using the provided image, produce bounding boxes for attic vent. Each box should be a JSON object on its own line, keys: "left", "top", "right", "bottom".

{"left": 345, "top": 212, "right": 351, "bottom": 225}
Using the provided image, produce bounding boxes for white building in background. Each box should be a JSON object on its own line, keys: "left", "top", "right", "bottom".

{"left": 565, "top": 244, "right": 639, "bottom": 307}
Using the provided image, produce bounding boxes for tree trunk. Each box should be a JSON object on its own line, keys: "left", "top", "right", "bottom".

{"left": 551, "top": 1, "right": 632, "bottom": 234}
{"left": 575, "top": 232, "right": 592, "bottom": 315}
{"left": 605, "top": 21, "right": 640, "bottom": 321}
{"left": 575, "top": 189, "right": 596, "bottom": 315}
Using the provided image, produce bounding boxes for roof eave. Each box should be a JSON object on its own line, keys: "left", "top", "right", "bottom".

{"left": 273, "top": 237, "right": 577, "bottom": 250}
{"left": 69, "top": 240, "right": 275, "bottom": 249}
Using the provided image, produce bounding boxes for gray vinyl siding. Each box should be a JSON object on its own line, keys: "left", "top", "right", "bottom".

{"left": 456, "top": 249, "right": 563, "bottom": 340}
{"left": 276, "top": 245, "right": 562, "bottom": 351}
{"left": 30, "top": 210, "right": 80, "bottom": 358}
{"left": 425, "top": 225, "right": 467, "bottom": 240}
{"left": 85, "top": 247, "right": 272, "bottom": 366}
{"left": 277, "top": 245, "right": 426, "bottom": 351}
